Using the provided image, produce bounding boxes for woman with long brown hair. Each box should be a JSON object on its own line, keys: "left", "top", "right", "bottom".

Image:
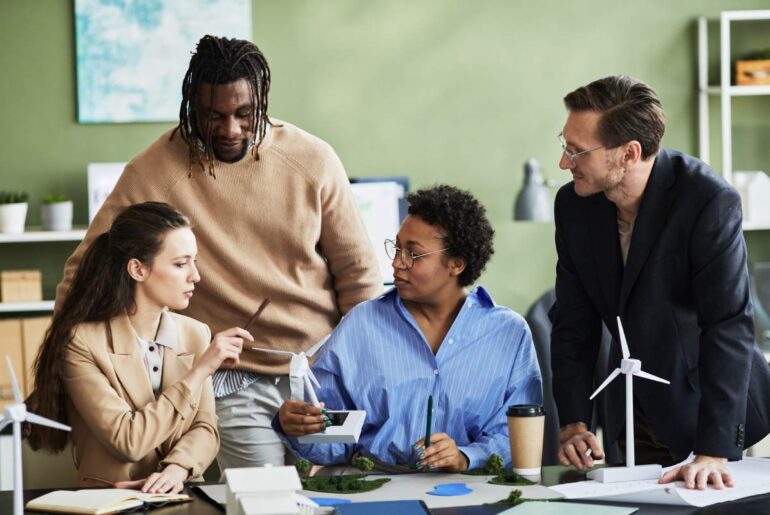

{"left": 27, "top": 201, "right": 250, "bottom": 493}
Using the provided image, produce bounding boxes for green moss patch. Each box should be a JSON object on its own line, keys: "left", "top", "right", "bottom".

{"left": 301, "top": 475, "right": 391, "bottom": 493}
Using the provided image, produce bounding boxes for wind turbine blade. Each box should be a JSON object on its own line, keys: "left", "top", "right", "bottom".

{"left": 306, "top": 368, "right": 321, "bottom": 389}
{"left": 589, "top": 368, "right": 622, "bottom": 400}
{"left": 5, "top": 356, "right": 22, "bottom": 403}
{"left": 250, "top": 348, "right": 295, "bottom": 357}
{"left": 306, "top": 334, "right": 331, "bottom": 358}
{"left": 25, "top": 412, "right": 71, "bottom": 432}
{"left": 634, "top": 370, "right": 671, "bottom": 385}
{"left": 0, "top": 416, "right": 10, "bottom": 432}
{"left": 616, "top": 317, "right": 630, "bottom": 359}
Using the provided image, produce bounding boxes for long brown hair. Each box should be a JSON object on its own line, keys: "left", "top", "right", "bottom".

{"left": 27, "top": 202, "right": 191, "bottom": 452}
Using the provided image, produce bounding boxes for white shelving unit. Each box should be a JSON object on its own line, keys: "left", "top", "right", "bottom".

{"left": 698, "top": 10, "right": 770, "bottom": 232}
{"left": 0, "top": 301, "right": 56, "bottom": 313}
{"left": 697, "top": 10, "right": 770, "bottom": 184}
{"left": 0, "top": 227, "right": 87, "bottom": 244}
{"left": 0, "top": 227, "right": 85, "bottom": 313}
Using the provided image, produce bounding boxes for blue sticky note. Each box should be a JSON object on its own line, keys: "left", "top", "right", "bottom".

{"left": 310, "top": 497, "right": 352, "bottom": 506}
{"left": 426, "top": 483, "right": 473, "bottom": 496}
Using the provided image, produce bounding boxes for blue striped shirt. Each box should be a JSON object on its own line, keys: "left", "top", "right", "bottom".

{"left": 276, "top": 286, "right": 543, "bottom": 470}
{"left": 212, "top": 368, "right": 260, "bottom": 398}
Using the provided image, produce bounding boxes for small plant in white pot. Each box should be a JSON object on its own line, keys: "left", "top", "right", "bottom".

{"left": 41, "top": 194, "right": 73, "bottom": 231}
{"left": 0, "top": 191, "right": 29, "bottom": 234}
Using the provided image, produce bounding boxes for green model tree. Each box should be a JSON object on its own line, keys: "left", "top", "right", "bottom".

{"left": 489, "top": 489, "right": 524, "bottom": 505}
{"left": 351, "top": 456, "right": 374, "bottom": 475}
{"left": 295, "top": 459, "right": 312, "bottom": 477}
{"left": 482, "top": 454, "right": 505, "bottom": 475}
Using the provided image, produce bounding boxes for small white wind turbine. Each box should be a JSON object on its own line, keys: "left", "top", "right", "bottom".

{"left": 0, "top": 356, "right": 71, "bottom": 515}
{"left": 586, "top": 317, "right": 670, "bottom": 483}
{"left": 251, "top": 335, "right": 331, "bottom": 406}
{"left": 251, "top": 335, "right": 367, "bottom": 444}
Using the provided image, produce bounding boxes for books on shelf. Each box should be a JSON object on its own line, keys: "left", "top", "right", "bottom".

{"left": 26, "top": 488, "right": 190, "bottom": 514}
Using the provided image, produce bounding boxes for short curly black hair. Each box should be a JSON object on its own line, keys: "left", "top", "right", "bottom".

{"left": 406, "top": 184, "right": 494, "bottom": 287}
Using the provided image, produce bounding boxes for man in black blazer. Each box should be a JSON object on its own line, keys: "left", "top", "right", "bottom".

{"left": 550, "top": 75, "right": 770, "bottom": 490}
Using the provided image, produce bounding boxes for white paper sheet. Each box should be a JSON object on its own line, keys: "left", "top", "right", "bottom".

{"left": 350, "top": 181, "right": 404, "bottom": 283}
{"left": 499, "top": 501, "right": 638, "bottom": 514}
{"left": 194, "top": 484, "right": 227, "bottom": 505}
{"left": 551, "top": 457, "right": 770, "bottom": 507}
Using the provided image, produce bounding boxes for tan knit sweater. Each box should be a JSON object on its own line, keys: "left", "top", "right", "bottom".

{"left": 56, "top": 120, "right": 383, "bottom": 375}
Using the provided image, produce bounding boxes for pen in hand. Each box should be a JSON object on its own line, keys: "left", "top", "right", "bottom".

{"left": 425, "top": 395, "right": 433, "bottom": 448}
{"left": 243, "top": 298, "right": 271, "bottom": 332}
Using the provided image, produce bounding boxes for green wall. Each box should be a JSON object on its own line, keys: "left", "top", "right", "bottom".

{"left": 1, "top": 0, "right": 769, "bottom": 312}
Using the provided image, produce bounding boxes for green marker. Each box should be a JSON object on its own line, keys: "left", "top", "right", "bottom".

{"left": 425, "top": 395, "right": 433, "bottom": 448}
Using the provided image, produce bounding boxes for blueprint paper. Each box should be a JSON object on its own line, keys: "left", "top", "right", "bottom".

{"left": 551, "top": 457, "right": 770, "bottom": 507}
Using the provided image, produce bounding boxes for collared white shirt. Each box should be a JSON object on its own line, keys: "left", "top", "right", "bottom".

{"left": 130, "top": 310, "right": 179, "bottom": 397}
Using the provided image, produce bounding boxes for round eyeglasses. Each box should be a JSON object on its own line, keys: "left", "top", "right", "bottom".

{"left": 384, "top": 239, "right": 447, "bottom": 269}
{"left": 558, "top": 131, "right": 604, "bottom": 165}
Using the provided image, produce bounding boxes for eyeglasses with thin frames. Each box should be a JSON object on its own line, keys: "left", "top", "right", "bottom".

{"left": 558, "top": 132, "right": 604, "bottom": 165}
{"left": 384, "top": 239, "right": 447, "bottom": 270}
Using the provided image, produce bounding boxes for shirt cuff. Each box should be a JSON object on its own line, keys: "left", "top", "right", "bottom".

{"left": 457, "top": 445, "right": 486, "bottom": 471}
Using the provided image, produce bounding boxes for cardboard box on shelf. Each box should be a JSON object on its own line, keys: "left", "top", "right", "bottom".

{"left": 0, "top": 270, "right": 43, "bottom": 302}
{"left": 0, "top": 319, "right": 24, "bottom": 409}
{"left": 736, "top": 59, "right": 770, "bottom": 86}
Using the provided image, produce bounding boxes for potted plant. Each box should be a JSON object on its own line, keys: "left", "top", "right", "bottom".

{"left": 0, "top": 191, "right": 29, "bottom": 234}
{"left": 41, "top": 194, "right": 73, "bottom": 231}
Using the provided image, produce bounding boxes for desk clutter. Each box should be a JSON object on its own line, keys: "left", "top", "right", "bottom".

{"left": 194, "top": 466, "right": 562, "bottom": 514}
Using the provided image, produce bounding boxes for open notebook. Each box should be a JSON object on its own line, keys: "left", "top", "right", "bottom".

{"left": 26, "top": 488, "right": 190, "bottom": 514}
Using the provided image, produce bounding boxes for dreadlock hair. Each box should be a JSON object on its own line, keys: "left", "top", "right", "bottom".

{"left": 173, "top": 35, "right": 277, "bottom": 177}
{"left": 27, "top": 202, "right": 191, "bottom": 453}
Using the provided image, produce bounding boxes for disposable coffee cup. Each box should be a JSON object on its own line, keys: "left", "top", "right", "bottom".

{"left": 507, "top": 404, "right": 545, "bottom": 476}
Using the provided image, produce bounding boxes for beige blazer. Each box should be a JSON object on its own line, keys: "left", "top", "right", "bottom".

{"left": 63, "top": 311, "right": 218, "bottom": 487}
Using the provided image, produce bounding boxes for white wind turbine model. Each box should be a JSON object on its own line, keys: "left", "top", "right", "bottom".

{"left": 251, "top": 335, "right": 331, "bottom": 407}
{"left": 0, "top": 356, "right": 71, "bottom": 515}
{"left": 586, "top": 317, "right": 670, "bottom": 483}
{"left": 251, "top": 335, "right": 366, "bottom": 444}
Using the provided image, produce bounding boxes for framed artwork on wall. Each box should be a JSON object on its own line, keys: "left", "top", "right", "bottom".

{"left": 75, "top": 0, "right": 252, "bottom": 123}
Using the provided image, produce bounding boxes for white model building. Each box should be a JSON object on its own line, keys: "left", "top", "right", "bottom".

{"left": 224, "top": 465, "right": 303, "bottom": 515}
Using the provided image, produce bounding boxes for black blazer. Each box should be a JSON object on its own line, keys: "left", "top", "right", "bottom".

{"left": 550, "top": 148, "right": 770, "bottom": 460}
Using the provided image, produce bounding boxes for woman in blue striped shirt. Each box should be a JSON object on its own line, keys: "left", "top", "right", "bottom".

{"left": 275, "top": 184, "right": 543, "bottom": 472}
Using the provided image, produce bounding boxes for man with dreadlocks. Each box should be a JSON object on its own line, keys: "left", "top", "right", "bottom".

{"left": 56, "top": 35, "right": 382, "bottom": 469}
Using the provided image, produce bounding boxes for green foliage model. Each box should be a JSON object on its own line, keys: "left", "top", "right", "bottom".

{"left": 351, "top": 455, "right": 374, "bottom": 473}
{"left": 301, "top": 475, "right": 391, "bottom": 493}
{"left": 295, "top": 459, "right": 312, "bottom": 476}
{"left": 463, "top": 454, "right": 534, "bottom": 485}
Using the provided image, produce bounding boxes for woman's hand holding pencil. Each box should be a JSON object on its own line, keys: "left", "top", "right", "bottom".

{"left": 413, "top": 433, "right": 469, "bottom": 472}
